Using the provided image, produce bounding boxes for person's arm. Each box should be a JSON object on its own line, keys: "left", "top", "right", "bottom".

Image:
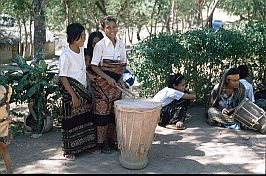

{"left": 181, "top": 93, "right": 196, "bottom": 100}
{"left": 86, "top": 71, "right": 97, "bottom": 82}
{"left": 60, "top": 76, "right": 80, "bottom": 109}
{"left": 6, "top": 102, "right": 10, "bottom": 114}
{"left": 91, "top": 65, "right": 117, "bottom": 87}
{"left": 6, "top": 86, "right": 12, "bottom": 113}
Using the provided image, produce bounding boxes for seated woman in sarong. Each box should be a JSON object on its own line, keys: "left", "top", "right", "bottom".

{"left": 153, "top": 73, "right": 196, "bottom": 130}
{"left": 206, "top": 67, "right": 247, "bottom": 129}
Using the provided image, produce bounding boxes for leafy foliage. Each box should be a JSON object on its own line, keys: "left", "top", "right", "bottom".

{"left": 130, "top": 23, "right": 266, "bottom": 104}
{"left": 218, "top": 0, "right": 266, "bottom": 22}
{"left": 0, "top": 56, "right": 61, "bottom": 133}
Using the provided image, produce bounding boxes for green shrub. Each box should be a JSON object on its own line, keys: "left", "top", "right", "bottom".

{"left": 130, "top": 23, "right": 266, "bottom": 104}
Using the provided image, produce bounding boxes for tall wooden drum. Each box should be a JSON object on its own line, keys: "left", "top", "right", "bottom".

{"left": 114, "top": 98, "right": 162, "bottom": 169}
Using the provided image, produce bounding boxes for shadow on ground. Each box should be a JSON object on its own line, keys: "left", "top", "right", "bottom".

{"left": 0, "top": 105, "right": 265, "bottom": 174}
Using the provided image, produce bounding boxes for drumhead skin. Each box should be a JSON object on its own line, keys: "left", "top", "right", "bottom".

{"left": 114, "top": 98, "right": 162, "bottom": 110}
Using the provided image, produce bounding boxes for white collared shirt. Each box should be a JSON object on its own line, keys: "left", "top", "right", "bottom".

{"left": 59, "top": 46, "right": 87, "bottom": 87}
{"left": 91, "top": 34, "right": 127, "bottom": 66}
{"left": 153, "top": 87, "right": 185, "bottom": 107}
{"left": 240, "top": 79, "right": 255, "bottom": 102}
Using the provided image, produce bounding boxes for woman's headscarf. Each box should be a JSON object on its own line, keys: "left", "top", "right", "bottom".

{"left": 209, "top": 68, "right": 246, "bottom": 108}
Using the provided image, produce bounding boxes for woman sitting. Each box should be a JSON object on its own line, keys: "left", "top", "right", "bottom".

{"left": 153, "top": 73, "right": 196, "bottom": 130}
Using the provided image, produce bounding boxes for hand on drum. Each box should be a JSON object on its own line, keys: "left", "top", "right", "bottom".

{"left": 222, "top": 108, "right": 235, "bottom": 116}
{"left": 222, "top": 108, "right": 230, "bottom": 115}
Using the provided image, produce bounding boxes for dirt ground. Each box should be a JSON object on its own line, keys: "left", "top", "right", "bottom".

{"left": 0, "top": 105, "right": 265, "bottom": 174}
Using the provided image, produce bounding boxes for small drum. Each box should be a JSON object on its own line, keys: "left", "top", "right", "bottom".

{"left": 114, "top": 98, "right": 162, "bottom": 169}
{"left": 232, "top": 98, "right": 266, "bottom": 133}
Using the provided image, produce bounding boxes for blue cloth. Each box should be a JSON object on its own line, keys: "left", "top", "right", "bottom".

{"left": 123, "top": 69, "right": 135, "bottom": 87}
{"left": 224, "top": 122, "right": 241, "bottom": 130}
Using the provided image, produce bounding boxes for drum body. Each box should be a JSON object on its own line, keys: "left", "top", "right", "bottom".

{"left": 232, "top": 98, "right": 266, "bottom": 133}
{"left": 114, "top": 98, "right": 162, "bottom": 169}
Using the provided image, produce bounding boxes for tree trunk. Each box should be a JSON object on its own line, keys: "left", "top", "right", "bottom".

{"left": 197, "top": 0, "right": 203, "bottom": 27}
{"left": 137, "top": 24, "right": 142, "bottom": 41}
{"left": 17, "top": 16, "right": 22, "bottom": 55}
{"left": 22, "top": 17, "right": 28, "bottom": 58}
{"left": 95, "top": 0, "right": 107, "bottom": 16}
{"left": 64, "top": 0, "right": 69, "bottom": 27}
{"left": 154, "top": 7, "right": 161, "bottom": 34}
{"left": 149, "top": 0, "right": 158, "bottom": 35}
{"left": 181, "top": 18, "right": 184, "bottom": 32}
{"left": 33, "top": 0, "right": 46, "bottom": 61}
{"left": 29, "top": 15, "right": 33, "bottom": 58}
{"left": 175, "top": 6, "right": 179, "bottom": 32}
{"left": 204, "top": 0, "right": 219, "bottom": 27}
{"left": 170, "top": 0, "right": 176, "bottom": 32}
{"left": 127, "top": 27, "right": 133, "bottom": 45}
{"left": 137, "top": 31, "right": 141, "bottom": 41}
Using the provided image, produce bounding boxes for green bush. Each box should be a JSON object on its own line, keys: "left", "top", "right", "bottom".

{"left": 130, "top": 33, "right": 188, "bottom": 97}
{"left": 0, "top": 56, "right": 61, "bottom": 133}
{"left": 130, "top": 23, "right": 266, "bottom": 104}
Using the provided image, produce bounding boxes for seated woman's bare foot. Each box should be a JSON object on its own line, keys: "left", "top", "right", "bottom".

{"left": 175, "top": 121, "right": 185, "bottom": 130}
{"left": 165, "top": 122, "right": 185, "bottom": 130}
{"left": 165, "top": 124, "right": 179, "bottom": 130}
{"left": 64, "top": 154, "right": 76, "bottom": 161}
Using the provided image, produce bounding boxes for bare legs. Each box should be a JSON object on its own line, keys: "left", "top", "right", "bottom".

{"left": 0, "top": 142, "right": 12, "bottom": 174}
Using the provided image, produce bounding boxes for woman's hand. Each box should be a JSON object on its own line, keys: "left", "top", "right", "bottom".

{"left": 87, "top": 73, "right": 97, "bottom": 82}
{"left": 106, "top": 76, "right": 117, "bottom": 87}
{"left": 6, "top": 117, "right": 12, "bottom": 123}
{"left": 222, "top": 108, "right": 229, "bottom": 115}
{"left": 71, "top": 93, "right": 80, "bottom": 109}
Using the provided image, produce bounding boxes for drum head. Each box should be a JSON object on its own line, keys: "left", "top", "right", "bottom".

{"left": 114, "top": 98, "right": 162, "bottom": 110}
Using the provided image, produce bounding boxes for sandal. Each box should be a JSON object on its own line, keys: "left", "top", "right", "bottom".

{"left": 102, "top": 145, "right": 112, "bottom": 154}
{"left": 108, "top": 140, "right": 119, "bottom": 151}
{"left": 64, "top": 154, "right": 76, "bottom": 161}
{"left": 86, "top": 148, "right": 102, "bottom": 154}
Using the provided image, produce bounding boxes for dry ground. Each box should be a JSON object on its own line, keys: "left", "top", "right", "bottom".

{"left": 0, "top": 105, "right": 265, "bottom": 174}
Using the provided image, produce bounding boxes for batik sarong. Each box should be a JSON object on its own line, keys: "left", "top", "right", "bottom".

{"left": 91, "top": 59, "right": 126, "bottom": 144}
{"left": 158, "top": 99, "right": 190, "bottom": 127}
{"left": 92, "top": 59, "right": 126, "bottom": 126}
{"left": 59, "top": 77, "right": 97, "bottom": 156}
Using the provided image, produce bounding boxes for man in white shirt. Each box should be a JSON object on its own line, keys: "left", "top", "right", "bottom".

{"left": 238, "top": 65, "right": 255, "bottom": 102}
